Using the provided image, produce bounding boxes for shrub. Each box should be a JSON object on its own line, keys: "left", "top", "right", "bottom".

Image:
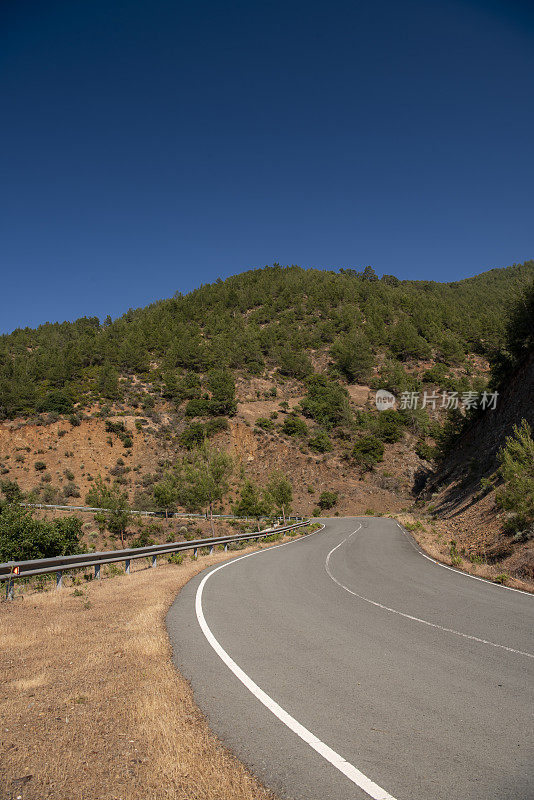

{"left": 351, "top": 435, "right": 384, "bottom": 469}
{"left": 34, "top": 461, "right": 47, "bottom": 472}
{"left": 63, "top": 482, "right": 81, "bottom": 498}
{"left": 415, "top": 439, "right": 435, "bottom": 461}
{"left": 0, "top": 480, "right": 23, "bottom": 503}
{"left": 308, "top": 430, "right": 333, "bottom": 453}
{"left": 131, "top": 530, "right": 156, "bottom": 547}
{"left": 204, "top": 417, "right": 229, "bottom": 437}
{"left": 255, "top": 417, "right": 275, "bottom": 431}
{"left": 0, "top": 505, "right": 82, "bottom": 561}
{"left": 185, "top": 398, "right": 213, "bottom": 417}
{"left": 37, "top": 389, "right": 74, "bottom": 414}
{"left": 376, "top": 410, "right": 405, "bottom": 443}
{"left": 281, "top": 414, "right": 308, "bottom": 437}
{"left": 179, "top": 422, "right": 206, "bottom": 449}
{"left": 317, "top": 491, "right": 338, "bottom": 510}
{"left": 277, "top": 349, "right": 313, "bottom": 379}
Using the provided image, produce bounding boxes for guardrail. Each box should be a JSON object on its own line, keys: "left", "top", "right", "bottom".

{"left": 22, "top": 503, "right": 305, "bottom": 523}
{"left": 1, "top": 521, "right": 311, "bottom": 599}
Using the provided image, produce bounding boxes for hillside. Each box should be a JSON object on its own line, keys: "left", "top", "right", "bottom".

{"left": 418, "top": 281, "right": 534, "bottom": 583}
{"left": 1, "top": 261, "right": 533, "bottom": 582}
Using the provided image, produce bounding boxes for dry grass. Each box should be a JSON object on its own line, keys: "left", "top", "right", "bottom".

{"left": 0, "top": 545, "right": 284, "bottom": 800}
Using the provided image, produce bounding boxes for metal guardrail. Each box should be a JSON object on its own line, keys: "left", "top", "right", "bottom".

{"left": 1, "top": 521, "right": 311, "bottom": 599}
{"left": 22, "top": 503, "right": 305, "bottom": 523}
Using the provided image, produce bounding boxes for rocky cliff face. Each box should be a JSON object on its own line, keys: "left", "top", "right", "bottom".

{"left": 426, "top": 352, "right": 534, "bottom": 505}
{"left": 419, "top": 352, "right": 534, "bottom": 581}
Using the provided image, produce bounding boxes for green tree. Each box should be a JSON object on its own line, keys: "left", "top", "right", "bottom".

{"left": 267, "top": 471, "right": 293, "bottom": 524}
{"left": 86, "top": 476, "right": 132, "bottom": 547}
{"left": 159, "top": 443, "right": 233, "bottom": 535}
{"left": 232, "top": 480, "right": 272, "bottom": 524}
{"left": 330, "top": 332, "right": 374, "bottom": 382}
{"left": 495, "top": 420, "right": 534, "bottom": 534}
{"left": 491, "top": 280, "right": 534, "bottom": 385}
{"left": 301, "top": 374, "right": 352, "bottom": 429}
{"left": 0, "top": 480, "right": 24, "bottom": 503}
{"left": 98, "top": 365, "right": 120, "bottom": 401}
{"left": 390, "top": 320, "right": 431, "bottom": 361}
{"left": 206, "top": 369, "right": 237, "bottom": 416}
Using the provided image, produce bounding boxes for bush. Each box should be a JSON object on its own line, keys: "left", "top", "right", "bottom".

{"left": 34, "top": 461, "right": 47, "bottom": 471}
{"left": 415, "top": 439, "right": 435, "bottom": 461}
{"left": 0, "top": 504, "right": 82, "bottom": 561}
{"left": 63, "top": 482, "right": 81, "bottom": 498}
{"left": 308, "top": 430, "right": 333, "bottom": 453}
{"left": 277, "top": 349, "right": 313, "bottom": 379}
{"left": 179, "top": 423, "right": 206, "bottom": 448}
{"left": 37, "top": 389, "right": 74, "bottom": 414}
{"left": 281, "top": 414, "right": 308, "bottom": 437}
{"left": 317, "top": 491, "right": 338, "bottom": 510}
{"left": 255, "top": 417, "right": 275, "bottom": 431}
{"left": 185, "top": 397, "right": 213, "bottom": 417}
{"left": 376, "top": 410, "right": 405, "bottom": 443}
{"left": 204, "top": 417, "right": 229, "bottom": 437}
{"left": 351, "top": 435, "right": 384, "bottom": 469}
{"left": 131, "top": 530, "right": 156, "bottom": 547}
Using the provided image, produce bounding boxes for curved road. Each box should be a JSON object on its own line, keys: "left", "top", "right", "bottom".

{"left": 167, "top": 517, "right": 534, "bottom": 800}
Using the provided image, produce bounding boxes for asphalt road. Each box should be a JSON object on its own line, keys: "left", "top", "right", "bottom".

{"left": 166, "top": 517, "right": 534, "bottom": 800}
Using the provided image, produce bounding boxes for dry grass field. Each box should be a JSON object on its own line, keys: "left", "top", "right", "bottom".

{"left": 0, "top": 545, "right": 284, "bottom": 800}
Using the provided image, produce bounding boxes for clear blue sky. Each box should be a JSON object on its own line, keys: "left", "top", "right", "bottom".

{"left": 1, "top": 0, "right": 533, "bottom": 334}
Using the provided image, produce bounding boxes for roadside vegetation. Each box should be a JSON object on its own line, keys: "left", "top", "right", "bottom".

{"left": 495, "top": 420, "right": 534, "bottom": 538}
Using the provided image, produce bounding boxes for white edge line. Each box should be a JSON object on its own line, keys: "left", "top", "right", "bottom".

{"left": 395, "top": 522, "right": 533, "bottom": 597}
{"left": 324, "top": 524, "right": 533, "bottom": 659}
{"left": 194, "top": 525, "right": 398, "bottom": 800}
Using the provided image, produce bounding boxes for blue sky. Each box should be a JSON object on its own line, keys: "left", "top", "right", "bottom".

{"left": 1, "top": 0, "right": 533, "bottom": 333}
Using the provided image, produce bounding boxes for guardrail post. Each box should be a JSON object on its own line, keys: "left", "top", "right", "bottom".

{"left": 224, "top": 543, "right": 228, "bottom": 552}
{"left": 5, "top": 578, "right": 14, "bottom": 601}
{"left": 94, "top": 563, "right": 101, "bottom": 580}
{"left": 209, "top": 545, "right": 214, "bottom": 555}
{"left": 193, "top": 547, "right": 198, "bottom": 559}
{"left": 151, "top": 555, "right": 157, "bottom": 568}
{"left": 56, "top": 570, "right": 63, "bottom": 589}
{"left": 124, "top": 559, "right": 131, "bottom": 574}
